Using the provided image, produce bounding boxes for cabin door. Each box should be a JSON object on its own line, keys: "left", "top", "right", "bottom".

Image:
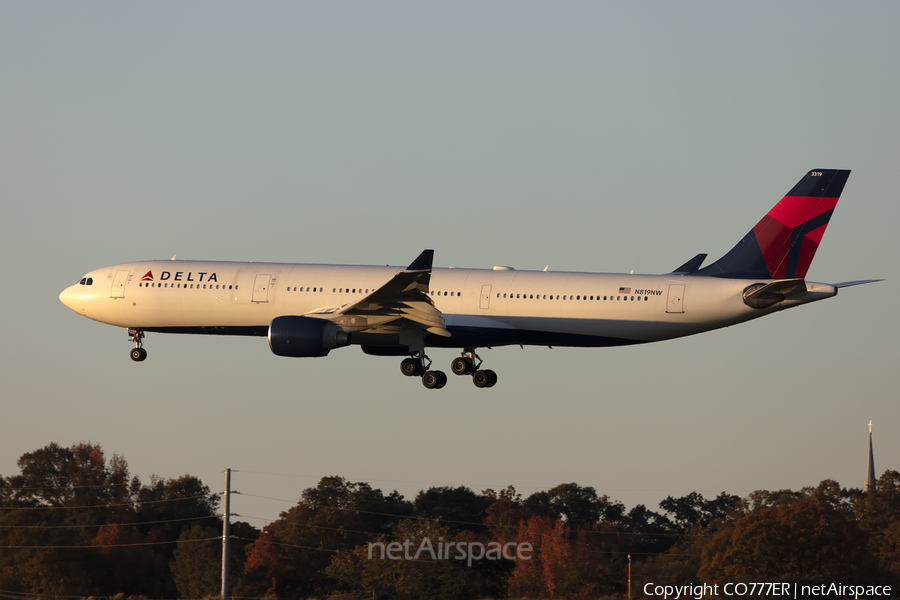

{"left": 111, "top": 270, "right": 130, "bottom": 298}
{"left": 253, "top": 274, "right": 272, "bottom": 303}
{"left": 480, "top": 285, "right": 492, "bottom": 309}
{"left": 666, "top": 284, "right": 685, "bottom": 313}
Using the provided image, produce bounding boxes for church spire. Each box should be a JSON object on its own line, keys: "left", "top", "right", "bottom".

{"left": 864, "top": 420, "right": 876, "bottom": 492}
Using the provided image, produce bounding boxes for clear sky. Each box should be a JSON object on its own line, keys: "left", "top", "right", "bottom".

{"left": 1, "top": 2, "right": 898, "bottom": 526}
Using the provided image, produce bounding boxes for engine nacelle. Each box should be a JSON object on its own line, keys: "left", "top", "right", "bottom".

{"left": 268, "top": 316, "right": 350, "bottom": 358}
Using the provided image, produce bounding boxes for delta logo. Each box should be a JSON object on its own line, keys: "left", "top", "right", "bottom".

{"left": 141, "top": 271, "right": 154, "bottom": 281}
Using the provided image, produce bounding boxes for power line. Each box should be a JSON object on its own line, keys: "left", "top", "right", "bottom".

{"left": 0, "top": 483, "right": 130, "bottom": 491}
{"left": 0, "top": 494, "right": 212, "bottom": 511}
{"left": 1, "top": 536, "right": 220, "bottom": 550}
{"left": 0, "top": 514, "right": 220, "bottom": 530}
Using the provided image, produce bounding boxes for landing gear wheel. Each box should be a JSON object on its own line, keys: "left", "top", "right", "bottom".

{"left": 130, "top": 348, "right": 147, "bottom": 362}
{"left": 451, "top": 357, "right": 473, "bottom": 376}
{"left": 485, "top": 369, "right": 497, "bottom": 387}
{"left": 422, "top": 370, "right": 447, "bottom": 389}
{"left": 473, "top": 370, "right": 491, "bottom": 388}
{"left": 400, "top": 358, "right": 421, "bottom": 377}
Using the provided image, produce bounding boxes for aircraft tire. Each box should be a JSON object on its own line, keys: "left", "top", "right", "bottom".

{"left": 400, "top": 358, "right": 420, "bottom": 377}
{"left": 473, "top": 370, "right": 491, "bottom": 388}
{"left": 451, "top": 357, "right": 471, "bottom": 376}
{"left": 436, "top": 371, "right": 447, "bottom": 389}
{"left": 130, "top": 348, "right": 147, "bottom": 362}
{"left": 485, "top": 369, "right": 497, "bottom": 387}
{"left": 422, "top": 371, "right": 441, "bottom": 389}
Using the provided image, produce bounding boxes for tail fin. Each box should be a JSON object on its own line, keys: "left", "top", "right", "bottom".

{"left": 695, "top": 169, "right": 850, "bottom": 279}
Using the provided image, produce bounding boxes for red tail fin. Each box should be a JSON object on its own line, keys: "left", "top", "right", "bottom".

{"left": 696, "top": 170, "right": 850, "bottom": 279}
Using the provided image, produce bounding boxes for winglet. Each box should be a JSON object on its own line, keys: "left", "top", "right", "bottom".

{"left": 405, "top": 249, "right": 434, "bottom": 272}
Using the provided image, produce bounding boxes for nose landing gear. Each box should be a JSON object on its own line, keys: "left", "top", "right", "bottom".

{"left": 128, "top": 329, "right": 147, "bottom": 362}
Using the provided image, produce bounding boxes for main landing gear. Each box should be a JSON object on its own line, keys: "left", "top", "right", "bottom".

{"left": 128, "top": 329, "right": 147, "bottom": 362}
{"left": 451, "top": 347, "right": 497, "bottom": 388}
{"left": 400, "top": 354, "right": 447, "bottom": 389}
{"left": 400, "top": 348, "right": 497, "bottom": 389}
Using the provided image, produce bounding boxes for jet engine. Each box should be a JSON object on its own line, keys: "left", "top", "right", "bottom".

{"left": 268, "top": 316, "right": 350, "bottom": 358}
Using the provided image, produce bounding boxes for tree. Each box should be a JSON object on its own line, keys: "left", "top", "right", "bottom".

{"left": 855, "top": 470, "right": 900, "bottom": 580}
{"left": 247, "top": 476, "right": 412, "bottom": 597}
{"left": 170, "top": 523, "right": 222, "bottom": 599}
{"left": 659, "top": 491, "right": 740, "bottom": 533}
{"left": 326, "top": 517, "right": 476, "bottom": 600}
{"left": 698, "top": 496, "right": 880, "bottom": 584}
{"left": 0, "top": 442, "right": 135, "bottom": 596}
{"left": 414, "top": 485, "right": 492, "bottom": 533}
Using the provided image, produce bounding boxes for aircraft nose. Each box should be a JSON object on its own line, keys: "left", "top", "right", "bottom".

{"left": 59, "top": 285, "right": 78, "bottom": 312}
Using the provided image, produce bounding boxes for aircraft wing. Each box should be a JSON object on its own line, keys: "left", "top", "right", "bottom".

{"left": 324, "top": 249, "right": 451, "bottom": 337}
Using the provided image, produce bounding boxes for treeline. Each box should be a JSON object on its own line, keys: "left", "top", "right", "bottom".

{"left": 1, "top": 443, "right": 898, "bottom": 599}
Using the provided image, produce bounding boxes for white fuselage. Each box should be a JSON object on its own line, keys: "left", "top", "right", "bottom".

{"left": 58, "top": 260, "right": 838, "bottom": 349}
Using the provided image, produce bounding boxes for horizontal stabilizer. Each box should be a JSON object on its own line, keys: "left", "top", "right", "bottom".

{"left": 672, "top": 253, "right": 707, "bottom": 273}
{"left": 834, "top": 279, "right": 884, "bottom": 289}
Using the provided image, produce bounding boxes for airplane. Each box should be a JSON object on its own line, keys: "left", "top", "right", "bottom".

{"left": 59, "top": 169, "right": 879, "bottom": 389}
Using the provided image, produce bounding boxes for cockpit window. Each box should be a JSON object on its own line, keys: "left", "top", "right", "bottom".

{"left": 86, "top": 278, "right": 93, "bottom": 285}
{"left": 79, "top": 278, "right": 86, "bottom": 285}
{"left": 78, "top": 277, "right": 94, "bottom": 285}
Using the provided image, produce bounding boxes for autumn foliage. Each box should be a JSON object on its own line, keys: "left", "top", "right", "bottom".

{"left": 1, "top": 443, "right": 899, "bottom": 598}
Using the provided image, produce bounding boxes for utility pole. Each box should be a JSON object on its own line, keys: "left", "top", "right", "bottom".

{"left": 222, "top": 468, "right": 231, "bottom": 600}
{"left": 627, "top": 554, "right": 632, "bottom": 598}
